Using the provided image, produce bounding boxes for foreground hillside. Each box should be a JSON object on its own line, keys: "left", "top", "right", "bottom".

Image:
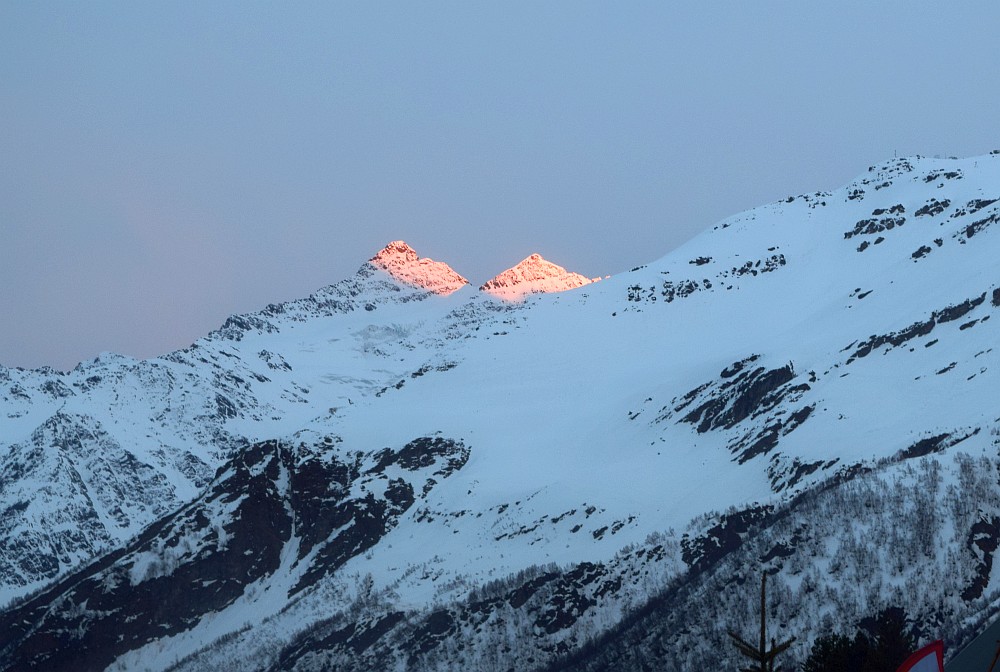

{"left": 2, "top": 152, "right": 1000, "bottom": 670}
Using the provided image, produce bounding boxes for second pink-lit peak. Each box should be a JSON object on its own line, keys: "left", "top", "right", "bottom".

{"left": 479, "top": 253, "right": 596, "bottom": 301}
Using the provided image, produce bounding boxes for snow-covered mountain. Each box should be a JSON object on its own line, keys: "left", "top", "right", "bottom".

{"left": 480, "top": 253, "right": 595, "bottom": 300}
{"left": 3, "top": 151, "right": 1000, "bottom": 671}
{"left": 367, "top": 240, "right": 469, "bottom": 295}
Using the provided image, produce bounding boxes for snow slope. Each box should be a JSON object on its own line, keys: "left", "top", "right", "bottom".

{"left": 2, "top": 152, "right": 1000, "bottom": 671}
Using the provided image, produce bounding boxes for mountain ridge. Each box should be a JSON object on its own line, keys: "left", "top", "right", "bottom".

{"left": 2, "top": 151, "right": 1000, "bottom": 671}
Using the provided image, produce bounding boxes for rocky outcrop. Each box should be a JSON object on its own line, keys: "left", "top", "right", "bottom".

{"left": 845, "top": 290, "right": 991, "bottom": 363}
{"left": 658, "top": 356, "right": 815, "bottom": 467}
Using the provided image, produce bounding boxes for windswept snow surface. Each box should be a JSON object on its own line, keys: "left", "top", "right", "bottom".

{"left": 3, "top": 152, "right": 1000, "bottom": 671}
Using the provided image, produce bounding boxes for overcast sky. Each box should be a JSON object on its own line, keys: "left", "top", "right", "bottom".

{"left": 2, "top": 2, "right": 999, "bottom": 371}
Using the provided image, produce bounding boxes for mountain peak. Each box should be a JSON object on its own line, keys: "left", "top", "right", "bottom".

{"left": 480, "top": 253, "right": 595, "bottom": 300}
{"left": 367, "top": 241, "right": 469, "bottom": 295}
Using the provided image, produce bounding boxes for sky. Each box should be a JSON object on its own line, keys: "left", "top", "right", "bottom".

{"left": 2, "top": 2, "right": 999, "bottom": 371}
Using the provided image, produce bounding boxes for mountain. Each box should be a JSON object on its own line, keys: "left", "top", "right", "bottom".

{"left": 367, "top": 240, "right": 469, "bottom": 296}
{"left": 480, "top": 253, "right": 595, "bottom": 300}
{"left": 3, "top": 152, "right": 1000, "bottom": 671}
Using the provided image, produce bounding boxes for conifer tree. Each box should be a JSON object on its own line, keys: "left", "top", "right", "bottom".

{"left": 801, "top": 607, "right": 915, "bottom": 672}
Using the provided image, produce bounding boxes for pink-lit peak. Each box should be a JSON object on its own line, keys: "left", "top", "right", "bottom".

{"left": 480, "top": 253, "right": 596, "bottom": 301}
{"left": 367, "top": 241, "right": 470, "bottom": 295}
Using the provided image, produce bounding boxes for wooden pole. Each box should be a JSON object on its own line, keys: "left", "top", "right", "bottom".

{"left": 986, "top": 640, "right": 1000, "bottom": 672}
{"left": 760, "top": 572, "right": 767, "bottom": 669}
{"left": 728, "top": 573, "right": 795, "bottom": 672}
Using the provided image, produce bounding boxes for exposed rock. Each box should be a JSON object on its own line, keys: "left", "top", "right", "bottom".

{"left": 963, "top": 516, "right": 1000, "bottom": 601}
{"left": 681, "top": 505, "right": 773, "bottom": 572}
{"left": 914, "top": 198, "right": 951, "bottom": 217}
{"left": 844, "top": 214, "right": 906, "bottom": 240}
{"left": 846, "top": 292, "right": 988, "bottom": 363}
